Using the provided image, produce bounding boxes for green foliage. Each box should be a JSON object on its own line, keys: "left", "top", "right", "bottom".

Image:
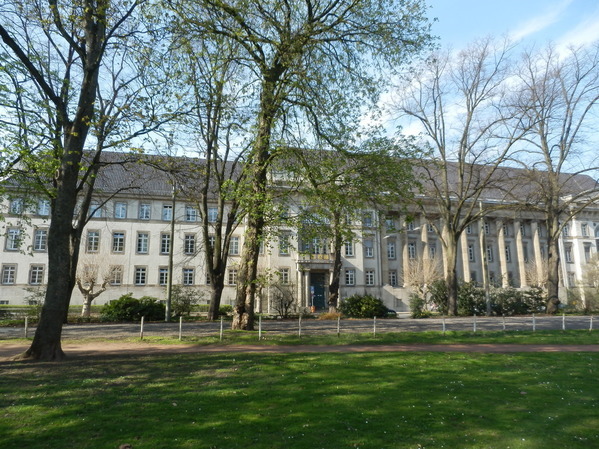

{"left": 409, "top": 293, "right": 430, "bottom": 318}
{"left": 339, "top": 294, "right": 389, "bottom": 318}
{"left": 100, "top": 293, "right": 165, "bottom": 322}
{"left": 458, "top": 282, "right": 487, "bottom": 316}
{"left": 428, "top": 280, "right": 449, "bottom": 315}
{"left": 169, "top": 286, "right": 204, "bottom": 317}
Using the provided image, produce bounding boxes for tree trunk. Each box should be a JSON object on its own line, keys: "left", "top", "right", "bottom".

{"left": 546, "top": 228, "right": 561, "bottom": 314}
{"left": 328, "top": 214, "right": 343, "bottom": 312}
{"left": 444, "top": 232, "right": 459, "bottom": 316}
{"left": 207, "top": 273, "right": 225, "bottom": 321}
{"left": 81, "top": 296, "right": 93, "bottom": 318}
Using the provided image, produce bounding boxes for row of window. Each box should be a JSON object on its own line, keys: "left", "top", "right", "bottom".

{"left": 87, "top": 231, "right": 240, "bottom": 256}
{"left": 89, "top": 201, "right": 221, "bottom": 223}
{"left": 1, "top": 264, "right": 45, "bottom": 285}
{"left": 4, "top": 228, "right": 48, "bottom": 252}
{"left": 7, "top": 198, "right": 50, "bottom": 216}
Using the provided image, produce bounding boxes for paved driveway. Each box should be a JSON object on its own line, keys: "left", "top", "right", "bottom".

{"left": 1, "top": 314, "right": 596, "bottom": 340}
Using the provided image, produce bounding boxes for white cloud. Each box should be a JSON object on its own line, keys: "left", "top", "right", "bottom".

{"left": 555, "top": 8, "right": 599, "bottom": 50}
{"left": 510, "top": 0, "right": 574, "bottom": 42}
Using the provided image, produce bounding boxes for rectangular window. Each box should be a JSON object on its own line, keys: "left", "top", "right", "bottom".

{"left": 112, "top": 232, "right": 125, "bottom": 253}
{"left": 520, "top": 224, "right": 526, "bottom": 237}
{"left": 585, "top": 245, "right": 592, "bottom": 263}
{"left": 279, "top": 268, "right": 290, "bottom": 284}
{"left": 114, "top": 202, "right": 127, "bottom": 219}
{"left": 10, "top": 198, "right": 23, "bottom": 214}
{"left": 364, "top": 239, "right": 374, "bottom": 258}
{"left": 486, "top": 245, "right": 494, "bottom": 263}
{"left": 408, "top": 242, "right": 416, "bottom": 260}
{"left": 109, "top": 266, "right": 123, "bottom": 286}
{"left": 182, "top": 268, "right": 195, "bottom": 285}
{"left": 582, "top": 223, "right": 589, "bottom": 237}
{"left": 161, "top": 233, "right": 171, "bottom": 254}
{"left": 362, "top": 211, "right": 374, "bottom": 227}
{"left": 87, "top": 231, "right": 100, "bottom": 252}
{"left": 365, "top": 269, "right": 375, "bottom": 286}
{"left": 37, "top": 199, "right": 50, "bottom": 216}
{"left": 466, "top": 224, "right": 472, "bottom": 234}
{"left": 407, "top": 221, "right": 415, "bottom": 231}
{"left": 388, "top": 270, "right": 398, "bottom": 287}
{"left": 89, "top": 201, "right": 103, "bottom": 218}
{"left": 279, "top": 234, "right": 291, "bottom": 255}
{"left": 6, "top": 228, "right": 21, "bottom": 251}
{"left": 523, "top": 244, "right": 529, "bottom": 263}
{"left": 429, "top": 243, "right": 437, "bottom": 259}
{"left": 484, "top": 222, "right": 490, "bottom": 235}
{"left": 162, "top": 204, "right": 173, "bottom": 221}
{"left": 505, "top": 244, "right": 511, "bottom": 263}
{"left": 137, "top": 232, "right": 149, "bottom": 254}
{"left": 345, "top": 268, "right": 355, "bottom": 286}
{"left": 33, "top": 229, "right": 48, "bottom": 252}
{"left": 135, "top": 267, "right": 147, "bottom": 286}
{"left": 387, "top": 241, "right": 396, "bottom": 260}
{"left": 208, "top": 235, "right": 215, "bottom": 250}
{"left": 139, "top": 203, "right": 151, "bottom": 220}
{"left": 385, "top": 218, "right": 395, "bottom": 231}
{"left": 427, "top": 223, "right": 435, "bottom": 233}
{"left": 468, "top": 243, "right": 475, "bottom": 262}
{"left": 344, "top": 241, "right": 354, "bottom": 257}
{"left": 184, "top": 234, "right": 196, "bottom": 254}
{"left": 1, "top": 265, "right": 16, "bottom": 284}
{"left": 207, "top": 207, "right": 218, "bottom": 223}
{"left": 502, "top": 224, "right": 509, "bottom": 237}
{"left": 185, "top": 205, "right": 198, "bottom": 222}
{"left": 159, "top": 267, "right": 169, "bottom": 286}
{"left": 228, "top": 269, "right": 238, "bottom": 285}
{"left": 229, "top": 236, "right": 240, "bottom": 255}
{"left": 29, "top": 265, "right": 44, "bottom": 285}
{"left": 562, "top": 224, "right": 569, "bottom": 237}
{"left": 565, "top": 245, "right": 573, "bottom": 263}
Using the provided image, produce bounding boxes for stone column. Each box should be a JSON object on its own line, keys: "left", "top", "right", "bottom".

{"left": 514, "top": 220, "right": 528, "bottom": 288}
{"left": 496, "top": 219, "right": 509, "bottom": 288}
{"left": 531, "top": 221, "right": 544, "bottom": 284}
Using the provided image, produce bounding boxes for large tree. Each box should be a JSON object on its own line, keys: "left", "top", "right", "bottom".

{"left": 509, "top": 42, "right": 599, "bottom": 313}
{"left": 0, "top": 0, "right": 173, "bottom": 360}
{"left": 168, "top": 0, "right": 433, "bottom": 329}
{"left": 395, "top": 38, "right": 524, "bottom": 316}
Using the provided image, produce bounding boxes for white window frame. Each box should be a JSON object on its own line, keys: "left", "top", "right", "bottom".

{"left": 29, "top": 265, "right": 44, "bottom": 285}
{"left": 37, "top": 199, "right": 50, "bottom": 216}
{"left": 137, "top": 232, "right": 149, "bottom": 254}
{"left": 365, "top": 269, "right": 375, "bottom": 286}
{"left": 2, "top": 265, "right": 17, "bottom": 284}
{"left": 184, "top": 234, "right": 196, "bottom": 255}
{"left": 345, "top": 268, "right": 355, "bottom": 286}
{"left": 87, "top": 230, "right": 100, "bottom": 253}
{"left": 182, "top": 268, "right": 195, "bottom": 285}
{"left": 364, "top": 239, "right": 374, "bottom": 258}
{"left": 139, "top": 203, "right": 151, "bottom": 220}
{"left": 109, "top": 266, "right": 123, "bottom": 286}
{"left": 112, "top": 232, "right": 125, "bottom": 253}
{"left": 134, "top": 266, "right": 147, "bottom": 286}
{"left": 344, "top": 241, "right": 354, "bottom": 257}
{"left": 6, "top": 228, "right": 21, "bottom": 251}
{"left": 161, "top": 233, "right": 171, "bottom": 254}
{"left": 114, "top": 202, "right": 127, "bottom": 219}
{"left": 33, "top": 229, "right": 48, "bottom": 252}
{"left": 185, "top": 205, "right": 198, "bottom": 222}
{"left": 229, "top": 236, "right": 240, "bottom": 255}
{"left": 162, "top": 204, "right": 173, "bottom": 221}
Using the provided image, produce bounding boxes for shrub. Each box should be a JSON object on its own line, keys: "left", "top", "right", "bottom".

{"left": 318, "top": 312, "right": 342, "bottom": 320}
{"left": 339, "top": 294, "right": 389, "bottom": 318}
{"left": 101, "top": 293, "right": 165, "bottom": 322}
{"left": 170, "top": 286, "right": 204, "bottom": 317}
{"left": 457, "top": 282, "right": 487, "bottom": 316}
{"left": 409, "top": 293, "right": 430, "bottom": 318}
{"left": 428, "top": 280, "right": 449, "bottom": 315}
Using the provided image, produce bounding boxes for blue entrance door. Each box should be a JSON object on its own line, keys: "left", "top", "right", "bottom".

{"left": 310, "top": 272, "right": 327, "bottom": 310}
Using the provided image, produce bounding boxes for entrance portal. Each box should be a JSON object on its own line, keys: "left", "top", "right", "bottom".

{"left": 310, "top": 272, "right": 327, "bottom": 310}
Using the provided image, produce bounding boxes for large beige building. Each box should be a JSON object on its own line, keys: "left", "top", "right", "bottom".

{"left": 1, "top": 155, "right": 598, "bottom": 312}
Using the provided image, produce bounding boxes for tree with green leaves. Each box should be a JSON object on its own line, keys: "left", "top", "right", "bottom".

{"left": 0, "top": 0, "right": 177, "bottom": 360}
{"left": 283, "top": 138, "right": 419, "bottom": 312}
{"left": 167, "top": 0, "right": 433, "bottom": 329}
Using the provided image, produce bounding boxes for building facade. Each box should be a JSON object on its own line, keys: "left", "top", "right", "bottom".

{"left": 1, "top": 157, "right": 599, "bottom": 312}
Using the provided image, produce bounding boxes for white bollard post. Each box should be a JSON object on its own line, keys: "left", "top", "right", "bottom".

{"left": 337, "top": 315, "right": 341, "bottom": 337}
{"left": 502, "top": 315, "right": 506, "bottom": 332}
{"left": 473, "top": 314, "right": 477, "bottom": 333}
{"left": 220, "top": 316, "right": 224, "bottom": 341}
{"left": 590, "top": 316, "right": 594, "bottom": 332}
{"left": 258, "top": 315, "right": 262, "bottom": 340}
{"left": 442, "top": 317, "right": 446, "bottom": 335}
{"left": 179, "top": 315, "right": 183, "bottom": 341}
{"left": 532, "top": 314, "right": 536, "bottom": 332}
{"left": 24, "top": 316, "right": 28, "bottom": 339}
{"left": 373, "top": 316, "right": 377, "bottom": 336}
{"left": 140, "top": 316, "right": 145, "bottom": 340}
{"left": 298, "top": 314, "right": 302, "bottom": 338}
{"left": 562, "top": 313, "right": 566, "bottom": 331}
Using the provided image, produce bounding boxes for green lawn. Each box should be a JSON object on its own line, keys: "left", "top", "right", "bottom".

{"left": 1, "top": 347, "right": 598, "bottom": 448}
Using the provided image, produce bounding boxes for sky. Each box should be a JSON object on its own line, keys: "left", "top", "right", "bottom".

{"left": 426, "top": 0, "right": 599, "bottom": 50}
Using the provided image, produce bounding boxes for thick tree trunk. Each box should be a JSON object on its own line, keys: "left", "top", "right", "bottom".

{"left": 328, "top": 216, "right": 343, "bottom": 312}
{"left": 444, "top": 233, "right": 459, "bottom": 316}
{"left": 81, "top": 297, "right": 93, "bottom": 318}
{"left": 546, "top": 232, "right": 561, "bottom": 314}
{"left": 207, "top": 274, "right": 225, "bottom": 321}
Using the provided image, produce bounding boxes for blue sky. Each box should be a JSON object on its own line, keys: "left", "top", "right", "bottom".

{"left": 426, "top": 0, "right": 599, "bottom": 50}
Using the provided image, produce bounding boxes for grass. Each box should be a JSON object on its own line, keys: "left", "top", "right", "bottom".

{"left": 1, "top": 349, "right": 598, "bottom": 449}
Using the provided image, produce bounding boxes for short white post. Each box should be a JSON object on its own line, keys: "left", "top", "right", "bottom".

{"left": 373, "top": 316, "right": 377, "bottom": 336}
{"left": 502, "top": 315, "right": 506, "bottom": 332}
{"left": 258, "top": 315, "right": 262, "bottom": 340}
{"left": 24, "top": 316, "right": 29, "bottom": 339}
{"left": 298, "top": 314, "right": 302, "bottom": 338}
{"left": 179, "top": 315, "right": 183, "bottom": 341}
{"left": 140, "top": 316, "right": 145, "bottom": 340}
{"left": 442, "top": 316, "right": 446, "bottom": 335}
{"left": 590, "top": 316, "right": 594, "bottom": 332}
{"left": 473, "top": 314, "right": 477, "bottom": 333}
{"left": 532, "top": 314, "right": 536, "bottom": 332}
{"left": 562, "top": 313, "right": 566, "bottom": 331}
{"left": 337, "top": 315, "right": 340, "bottom": 337}
{"left": 219, "top": 317, "right": 224, "bottom": 341}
